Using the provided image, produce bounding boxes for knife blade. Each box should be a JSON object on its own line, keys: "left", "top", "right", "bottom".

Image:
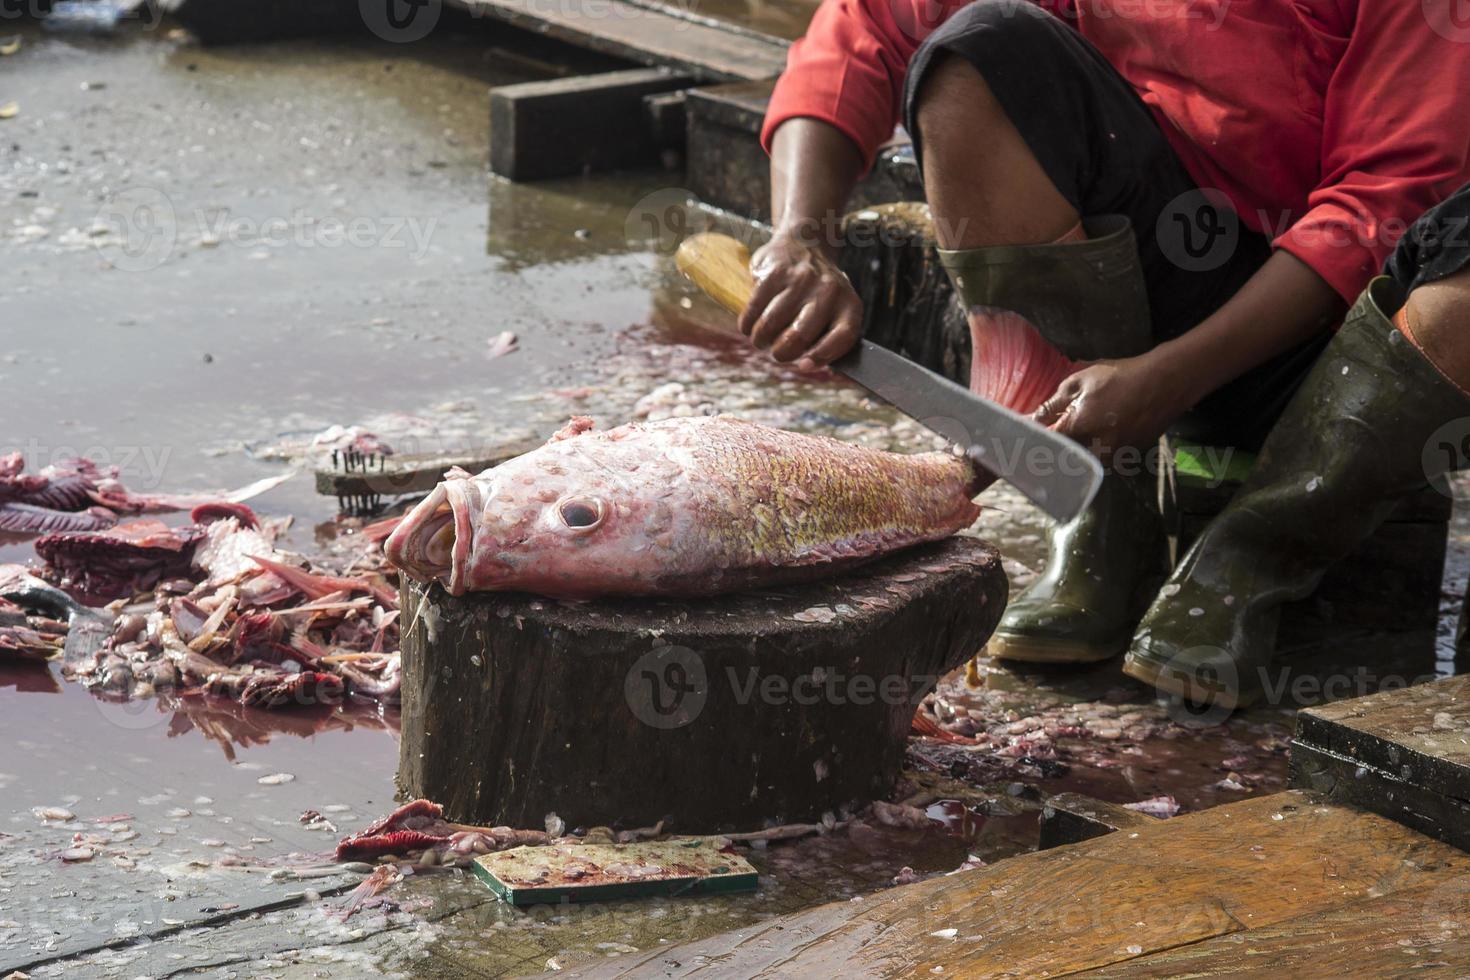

{"left": 675, "top": 232, "right": 1102, "bottom": 523}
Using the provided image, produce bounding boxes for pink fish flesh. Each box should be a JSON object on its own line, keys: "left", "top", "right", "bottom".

{"left": 385, "top": 415, "right": 983, "bottom": 598}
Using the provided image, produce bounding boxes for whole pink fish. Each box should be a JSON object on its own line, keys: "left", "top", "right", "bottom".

{"left": 385, "top": 415, "right": 983, "bottom": 599}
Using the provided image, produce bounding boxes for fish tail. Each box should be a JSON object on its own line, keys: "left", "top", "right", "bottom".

{"left": 967, "top": 307, "right": 1078, "bottom": 416}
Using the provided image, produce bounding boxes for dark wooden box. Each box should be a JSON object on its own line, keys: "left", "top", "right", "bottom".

{"left": 1290, "top": 674, "right": 1470, "bottom": 852}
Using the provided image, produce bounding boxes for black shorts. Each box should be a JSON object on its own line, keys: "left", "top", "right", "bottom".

{"left": 1386, "top": 182, "right": 1470, "bottom": 291}
{"left": 901, "top": 0, "right": 1326, "bottom": 450}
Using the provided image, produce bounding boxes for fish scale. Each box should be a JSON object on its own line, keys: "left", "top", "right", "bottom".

{"left": 386, "top": 415, "right": 985, "bottom": 599}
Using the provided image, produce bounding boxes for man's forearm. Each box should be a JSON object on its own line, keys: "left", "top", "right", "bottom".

{"left": 1149, "top": 250, "right": 1346, "bottom": 413}
{"left": 768, "top": 118, "right": 865, "bottom": 253}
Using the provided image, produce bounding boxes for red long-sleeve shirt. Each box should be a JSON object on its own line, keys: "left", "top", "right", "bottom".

{"left": 762, "top": 0, "right": 1470, "bottom": 302}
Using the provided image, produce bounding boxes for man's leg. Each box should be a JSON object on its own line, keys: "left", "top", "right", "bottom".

{"left": 1125, "top": 184, "right": 1470, "bottom": 709}
{"left": 900, "top": 1, "right": 1186, "bottom": 663}
{"left": 912, "top": 53, "right": 1079, "bottom": 250}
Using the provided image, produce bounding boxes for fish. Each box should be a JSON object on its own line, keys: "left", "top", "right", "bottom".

{"left": 385, "top": 414, "right": 983, "bottom": 598}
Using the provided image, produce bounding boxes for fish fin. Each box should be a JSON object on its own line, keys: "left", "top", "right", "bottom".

{"left": 967, "top": 307, "right": 1078, "bottom": 416}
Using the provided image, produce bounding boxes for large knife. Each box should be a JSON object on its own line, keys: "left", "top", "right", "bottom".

{"left": 675, "top": 232, "right": 1103, "bottom": 523}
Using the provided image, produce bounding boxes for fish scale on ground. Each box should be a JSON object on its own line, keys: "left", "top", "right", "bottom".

{"left": 386, "top": 414, "right": 986, "bottom": 599}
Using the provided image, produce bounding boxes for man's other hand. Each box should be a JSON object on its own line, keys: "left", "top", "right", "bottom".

{"left": 737, "top": 232, "right": 864, "bottom": 370}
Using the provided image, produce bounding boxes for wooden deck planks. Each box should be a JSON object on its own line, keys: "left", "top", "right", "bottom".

{"left": 1078, "top": 878, "right": 1470, "bottom": 977}
{"left": 446, "top": 0, "right": 790, "bottom": 81}
{"left": 563, "top": 791, "right": 1470, "bottom": 978}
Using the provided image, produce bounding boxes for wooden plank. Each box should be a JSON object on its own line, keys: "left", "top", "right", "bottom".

{"left": 1038, "top": 792, "right": 1160, "bottom": 849}
{"left": 1074, "top": 878, "right": 1470, "bottom": 976}
{"left": 447, "top": 0, "right": 789, "bottom": 81}
{"left": 489, "top": 69, "right": 693, "bottom": 180}
{"left": 560, "top": 792, "right": 1470, "bottom": 978}
{"left": 313, "top": 437, "right": 542, "bottom": 499}
{"left": 1291, "top": 675, "right": 1470, "bottom": 851}
{"left": 1, "top": 871, "right": 365, "bottom": 975}
{"left": 684, "top": 82, "right": 923, "bottom": 221}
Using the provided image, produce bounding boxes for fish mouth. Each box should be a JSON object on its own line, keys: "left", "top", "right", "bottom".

{"left": 384, "top": 481, "right": 477, "bottom": 595}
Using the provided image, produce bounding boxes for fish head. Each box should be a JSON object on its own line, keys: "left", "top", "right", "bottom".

{"left": 384, "top": 437, "right": 674, "bottom": 597}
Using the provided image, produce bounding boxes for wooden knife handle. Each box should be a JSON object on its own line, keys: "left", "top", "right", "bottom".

{"left": 676, "top": 232, "right": 755, "bottom": 316}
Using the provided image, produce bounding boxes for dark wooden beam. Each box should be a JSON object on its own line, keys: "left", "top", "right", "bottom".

{"left": 684, "top": 81, "right": 923, "bottom": 221}
{"left": 489, "top": 68, "right": 693, "bottom": 180}
{"left": 159, "top": 0, "right": 356, "bottom": 44}
{"left": 448, "top": 0, "right": 788, "bottom": 82}
{"left": 1291, "top": 674, "right": 1470, "bottom": 851}
{"left": 1038, "top": 791, "right": 1160, "bottom": 849}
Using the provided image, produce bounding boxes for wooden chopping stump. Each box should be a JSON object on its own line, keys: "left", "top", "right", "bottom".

{"left": 397, "top": 536, "right": 1007, "bottom": 833}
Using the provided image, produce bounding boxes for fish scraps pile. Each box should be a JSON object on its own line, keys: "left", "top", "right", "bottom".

{"left": 1, "top": 451, "right": 404, "bottom": 712}
{"left": 0, "top": 451, "right": 289, "bottom": 535}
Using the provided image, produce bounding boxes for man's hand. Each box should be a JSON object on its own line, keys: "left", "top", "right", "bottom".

{"left": 737, "top": 232, "right": 865, "bottom": 370}
{"left": 1032, "top": 353, "right": 1188, "bottom": 457}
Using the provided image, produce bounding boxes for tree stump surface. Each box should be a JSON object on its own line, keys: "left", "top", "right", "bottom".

{"left": 398, "top": 536, "right": 1006, "bottom": 832}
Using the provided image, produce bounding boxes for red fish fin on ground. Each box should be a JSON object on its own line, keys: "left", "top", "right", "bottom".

{"left": 910, "top": 710, "right": 979, "bottom": 745}
{"left": 548, "top": 416, "right": 596, "bottom": 443}
{"left": 249, "top": 554, "right": 374, "bottom": 602}
{"left": 355, "top": 798, "right": 443, "bottom": 839}
{"left": 967, "top": 307, "right": 1079, "bottom": 417}
{"left": 0, "top": 503, "right": 117, "bottom": 535}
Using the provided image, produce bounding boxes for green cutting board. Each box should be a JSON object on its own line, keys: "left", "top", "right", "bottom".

{"left": 472, "top": 838, "right": 758, "bottom": 906}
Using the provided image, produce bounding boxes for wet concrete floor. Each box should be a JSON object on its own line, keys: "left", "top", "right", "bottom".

{"left": 2, "top": 16, "right": 1467, "bottom": 979}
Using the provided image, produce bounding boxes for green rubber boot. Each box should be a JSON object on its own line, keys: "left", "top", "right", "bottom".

{"left": 938, "top": 215, "right": 1164, "bottom": 663}
{"left": 991, "top": 470, "right": 1170, "bottom": 662}
{"left": 1124, "top": 277, "right": 1470, "bottom": 709}
{"left": 936, "top": 214, "right": 1151, "bottom": 364}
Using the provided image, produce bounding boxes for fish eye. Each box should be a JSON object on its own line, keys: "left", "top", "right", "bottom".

{"left": 557, "top": 498, "right": 604, "bottom": 530}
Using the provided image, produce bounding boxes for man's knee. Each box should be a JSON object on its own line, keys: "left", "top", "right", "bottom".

{"left": 905, "top": 0, "right": 1059, "bottom": 143}
{"left": 912, "top": 53, "right": 1003, "bottom": 149}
